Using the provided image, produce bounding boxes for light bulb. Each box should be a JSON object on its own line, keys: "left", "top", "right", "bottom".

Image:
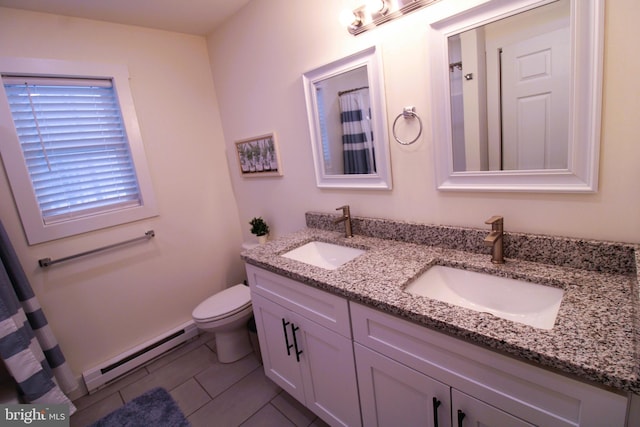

{"left": 339, "top": 9, "right": 361, "bottom": 28}
{"left": 365, "top": 0, "right": 388, "bottom": 14}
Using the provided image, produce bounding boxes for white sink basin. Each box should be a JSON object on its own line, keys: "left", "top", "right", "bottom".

{"left": 405, "top": 266, "right": 564, "bottom": 330}
{"left": 281, "top": 241, "right": 365, "bottom": 270}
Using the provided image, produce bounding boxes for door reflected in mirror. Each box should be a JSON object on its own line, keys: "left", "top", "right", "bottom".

{"left": 429, "top": 0, "right": 603, "bottom": 192}
{"left": 449, "top": 0, "right": 570, "bottom": 172}
{"left": 302, "top": 46, "right": 392, "bottom": 190}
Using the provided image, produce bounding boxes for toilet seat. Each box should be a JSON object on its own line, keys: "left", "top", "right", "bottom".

{"left": 192, "top": 284, "right": 251, "bottom": 322}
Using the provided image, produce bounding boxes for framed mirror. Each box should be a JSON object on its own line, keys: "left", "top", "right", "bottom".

{"left": 429, "top": 0, "right": 604, "bottom": 192}
{"left": 302, "top": 46, "right": 392, "bottom": 189}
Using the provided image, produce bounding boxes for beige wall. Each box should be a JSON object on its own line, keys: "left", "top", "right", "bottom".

{"left": 208, "top": 0, "right": 640, "bottom": 244}
{"left": 0, "top": 8, "right": 245, "bottom": 377}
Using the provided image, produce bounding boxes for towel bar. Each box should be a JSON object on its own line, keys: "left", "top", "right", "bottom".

{"left": 38, "top": 230, "right": 155, "bottom": 268}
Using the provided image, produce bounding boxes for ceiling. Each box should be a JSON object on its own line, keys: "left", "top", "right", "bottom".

{"left": 0, "top": 0, "right": 252, "bottom": 35}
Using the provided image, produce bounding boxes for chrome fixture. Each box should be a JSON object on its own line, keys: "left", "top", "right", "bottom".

{"left": 334, "top": 205, "right": 353, "bottom": 238}
{"left": 38, "top": 230, "right": 155, "bottom": 268}
{"left": 341, "top": 0, "right": 440, "bottom": 35}
{"left": 483, "top": 216, "right": 504, "bottom": 264}
{"left": 392, "top": 106, "right": 423, "bottom": 146}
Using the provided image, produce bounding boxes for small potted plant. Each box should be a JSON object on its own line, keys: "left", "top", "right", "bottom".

{"left": 249, "top": 217, "right": 270, "bottom": 244}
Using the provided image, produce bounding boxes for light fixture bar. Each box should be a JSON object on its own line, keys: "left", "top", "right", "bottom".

{"left": 348, "top": 0, "right": 441, "bottom": 35}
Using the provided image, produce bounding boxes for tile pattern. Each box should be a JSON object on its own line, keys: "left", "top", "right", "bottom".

{"left": 70, "top": 333, "right": 328, "bottom": 427}
{"left": 241, "top": 214, "right": 640, "bottom": 393}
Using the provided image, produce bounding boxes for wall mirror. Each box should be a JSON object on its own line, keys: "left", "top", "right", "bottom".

{"left": 302, "top": 46, "right": 392, "bottom": 189}
{"left": 429, "top": 0, "right": 604, "bottom": 192}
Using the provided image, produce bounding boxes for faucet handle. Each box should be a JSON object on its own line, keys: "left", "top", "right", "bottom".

{"left": 336, "top": 205, "right": 350, "bottom": 215}
{"left": 484, "top": 215, "right": 503, "bottom": 225}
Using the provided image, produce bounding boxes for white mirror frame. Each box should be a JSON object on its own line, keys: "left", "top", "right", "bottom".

{"left": 302, "top": 46, "right": 392, "bottom": 190}
{"left": 429, "top": 0, "right": 604, "bottom": 192}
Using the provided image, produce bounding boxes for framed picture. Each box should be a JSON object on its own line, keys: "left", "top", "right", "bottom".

{"left": 234, "top": 133, "right": 283, "bottom": 177}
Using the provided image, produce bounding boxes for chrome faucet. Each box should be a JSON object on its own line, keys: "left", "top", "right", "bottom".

{"left": 484, "top": 215, "right": 504, "bottom": 264}
{"left": 334, "top": 205, "right": 353, "bottom": 238}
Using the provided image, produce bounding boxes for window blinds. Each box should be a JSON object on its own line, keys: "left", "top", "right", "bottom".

{"left": 2, "top": 76, "right": 142, "bottom": 224}
{"left": 315, "top": 88, "right": 332, "bottom": 169}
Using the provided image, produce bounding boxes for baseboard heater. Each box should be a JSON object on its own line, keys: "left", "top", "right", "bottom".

{"left": 82, "top": 320, "right": 198, "bottom": 394}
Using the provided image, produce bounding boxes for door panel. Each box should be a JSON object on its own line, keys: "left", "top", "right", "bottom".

{"left": 295, "top": 313, "right": 361, "bottom": 427}
{"left": 452, "top": 389, "right": 534, "bottom": 427}
{"left": 355, "top": 343, "right": 451, "bottom": 427}
{"left": 251, "top": 294, "right": 305, "bottom": 403}
{"left": 501, "top": 27, "right": 570, "bottom": 170}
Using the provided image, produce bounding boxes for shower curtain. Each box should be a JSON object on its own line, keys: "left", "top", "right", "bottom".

{"left": 339, "top": 89, "right": 376, "bottom": 174}
{"left": 0, "top": 220, "right": 76, "bottom": 413}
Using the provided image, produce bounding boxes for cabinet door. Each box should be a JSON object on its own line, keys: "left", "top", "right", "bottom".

{"left": 452, "top": 389, "right": 534, "bottom": 427}
{"left": 293, "top": 312, "right": 362, "bottom": 427}
{"left": 251, "top": 293, "right": 305, "bottom": 403}
{"left": 355, "top": 343, "right": 451, "bottom": 427}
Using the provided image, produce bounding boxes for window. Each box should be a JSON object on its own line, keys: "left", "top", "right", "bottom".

{"left": 3, "top": 76, "right": 141, "bottom": 224}
{"left": 0, "top": 58, "right": 157, "bottom": 244}
{"left": 315, "top": 87, "right": 332, "bottom": 171}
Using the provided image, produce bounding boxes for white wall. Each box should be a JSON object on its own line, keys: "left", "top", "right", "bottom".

{"left": 208, "top": 0, "right": 640, "bottom": 244}
{"left": 0, "top": 8, "right": 245, "bottom": 378}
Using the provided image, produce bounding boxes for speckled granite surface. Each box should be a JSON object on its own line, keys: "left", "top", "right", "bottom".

{"left": 306, "top": 212, "right": 637, "bottom": 275}
{"left": 241, "top": 213, "right": 640, "bottom": 394}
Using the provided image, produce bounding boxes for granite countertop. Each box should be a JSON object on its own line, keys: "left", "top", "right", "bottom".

{"left": 241, "top": 227, "right": 640, "bottom": 394}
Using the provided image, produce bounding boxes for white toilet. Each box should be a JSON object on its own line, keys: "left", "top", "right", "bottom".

{"left": 192, "top": 283, "right": 253, "bottom": 363}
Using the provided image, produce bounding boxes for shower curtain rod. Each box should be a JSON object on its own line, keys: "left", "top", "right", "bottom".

{"left": 38, "top": 230, "right": 155, "bottom": 267}
{"left": 338, "top": 86, "right": 369, "bottom": 96}
{"left": 449, "top": 61, "right": 463, "bottom": 72}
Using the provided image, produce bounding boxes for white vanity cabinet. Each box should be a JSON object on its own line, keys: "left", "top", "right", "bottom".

{"left": 351, "top": 302, "right": 628, "bottom": 427}
{"left": 246, "top": 265, "right": 361, "bottom": 427}
{"left": 451, "top": 389, "right": 534, "bottom": 427}
{"left": 355, "top": 343, "right": 452, "bottom": 427}
{"left": 355, "top": 342, "right": 534, "bottom": 427}
{"left": 246, "top": 262, "right": 629, "bottom": 427}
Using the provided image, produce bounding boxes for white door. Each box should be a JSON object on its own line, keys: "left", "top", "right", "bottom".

{"left": 250, "top": 294, "right": 305, "bottom": 403}
{"left": 294, "top": 312, "right": 361, "bottom": 427}
{"left": 452, "top": 389, "right": 534, "bottom": 427}
{"left": 355, "top": 343, "right": 451, "bottom": 427}
{"left": 500, "top": 27, "right": 570, "bottom": 170}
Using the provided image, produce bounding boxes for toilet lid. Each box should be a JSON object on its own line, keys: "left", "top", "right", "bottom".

{"left": 193, "top": 284, "right": 251, "bottom": 321}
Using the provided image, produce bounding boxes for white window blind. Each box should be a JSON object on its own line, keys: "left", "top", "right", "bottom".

{"left": 315, "top": 88, "right": 333, "bottom": 170}
{"left": 2, "top": 75, "right": 142, "bottom": 225}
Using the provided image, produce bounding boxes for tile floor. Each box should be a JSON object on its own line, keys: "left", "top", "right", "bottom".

{"left": 70, "top": 333, "right": 329, "bottom": 427}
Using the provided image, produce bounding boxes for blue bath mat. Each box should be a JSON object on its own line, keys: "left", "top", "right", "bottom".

{"left": 90, "top": 387, "right": 190, "bottom": 427}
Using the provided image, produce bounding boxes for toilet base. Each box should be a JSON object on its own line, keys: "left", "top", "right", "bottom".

{"left": 215, "top": 329, "right": 253, "bottom": 363}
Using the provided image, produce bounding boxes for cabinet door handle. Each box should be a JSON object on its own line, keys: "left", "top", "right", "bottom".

{"left": 281, "top": 319, "right": 293, "bottom": 356}
{"left": 290, "top": 323, "right": 303, "bottom": 362}
{"left": 457, "top": 409, "right": 466, "bottom": 427}
{"left": 432, "top": 397, "right": 441, "bottom": 427}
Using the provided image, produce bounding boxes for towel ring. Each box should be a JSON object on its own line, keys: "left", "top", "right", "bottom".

{"left": 392, "top": 107, "right": 422, "bottom": 145}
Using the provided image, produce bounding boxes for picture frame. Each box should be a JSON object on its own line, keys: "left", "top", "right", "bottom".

{"left": 234, "top": 133, "right": 283, "bottom": 177}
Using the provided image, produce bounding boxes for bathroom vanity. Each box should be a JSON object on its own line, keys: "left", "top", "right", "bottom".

{"left": 242, "top": 213, "right": 639, "bottom": 427}
{"left": 248, "top": 265, "right": 360, "bottom": 426}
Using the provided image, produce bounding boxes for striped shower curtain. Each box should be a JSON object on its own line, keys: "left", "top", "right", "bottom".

{"left": 339, "top": 89, "right": 376, "bottom": 174}
{"left": 0, "top": 220, "right": 76, "bottom": 413}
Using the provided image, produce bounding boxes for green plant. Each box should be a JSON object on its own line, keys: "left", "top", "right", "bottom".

{"left": 249, "top": 217, "right": 270, "bottom": 236}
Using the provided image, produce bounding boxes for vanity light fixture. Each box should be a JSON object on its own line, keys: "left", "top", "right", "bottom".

{"left": 366, "top": 0, "right": 390, "bottom": 17}
{"left": 343, "top": 0, "right": 440, "bottom": 35}
{"left": 339, "top": 6, "right": 365, "bottom": 32}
